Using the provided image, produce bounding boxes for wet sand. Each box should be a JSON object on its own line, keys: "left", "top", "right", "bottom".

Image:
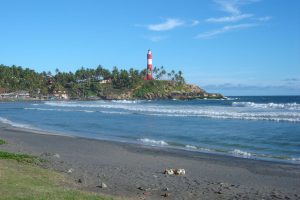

{"left": 0, "top": 122, "right": 300, "bottom": 200}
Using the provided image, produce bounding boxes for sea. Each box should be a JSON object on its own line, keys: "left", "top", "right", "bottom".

{"left": 1, "top": 96, "right": 300, "bottom": 164}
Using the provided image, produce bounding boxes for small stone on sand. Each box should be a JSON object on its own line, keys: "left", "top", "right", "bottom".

{"left": 67, "top": 168, "right": 74, "bottom": 173}
{"left": 100, "top": 182, "right": 107, "bottom": 188}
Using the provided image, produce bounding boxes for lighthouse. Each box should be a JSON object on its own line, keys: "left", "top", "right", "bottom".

{"left": 145, "top": 49, "right": 153, "bottom": 80}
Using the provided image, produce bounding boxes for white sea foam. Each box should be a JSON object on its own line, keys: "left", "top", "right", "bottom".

{"left": 25, "top": 107, "right": 95, "bottom": 113}
{"left": 288, "top": 157, "right": 300, "bottom": 162}
{"left": 0, "top": 117, "right": 33, "bottom": 129}
{"left": 232, "top": 102, "right": 300, "bottom": 110}
{"left": 199, "top": 147, "right": 212, "bottom": 152}
{"left": 230, "top": 149, "right": 252, "bottom": 158}
{"left": 100, "top": 111, "right": 130, "bottom": 115}
{"left": 138, "top": 138, "right": 168, "bottom": 146}
{"left": 44, "top": 101, "right": 300, "bottom": 122}
{"left": 111, "top": 100, "right": 140, "bottom": 104}
{"left": 185, "top": 145, "right": 197, "bottom": 149}
{"left": 224, "top": 97, "right": 239, "bottom": 100}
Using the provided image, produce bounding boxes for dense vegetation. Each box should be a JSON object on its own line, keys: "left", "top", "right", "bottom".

{"left": 0, "top": 150, "right": 40, "bottom": 163}
{"left": 0, "top": 64, "right": 185, "bottom": 99}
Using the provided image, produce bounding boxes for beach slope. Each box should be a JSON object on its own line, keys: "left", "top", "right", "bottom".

{"left": 0, "top": 123, "right": 299, "bottom": 200}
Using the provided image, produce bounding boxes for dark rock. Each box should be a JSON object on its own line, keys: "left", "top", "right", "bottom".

{"left": 162, "top": 192, "right": 170, "bottom": 197}
{"left": 137, "top": 186, "right": 144, "bottom": 191}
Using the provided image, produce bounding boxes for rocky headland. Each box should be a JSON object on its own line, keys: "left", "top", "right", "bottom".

{"left": 99, "top": 80, "right": 223, "bottom": 100}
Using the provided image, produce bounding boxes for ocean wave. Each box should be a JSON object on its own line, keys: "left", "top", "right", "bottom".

{"left": 230, "top": 149, "right": 252, "bottom": 158}
{"left": 185, "top": 145, "right": 197, "bottom": 149}
{"left": 111, "top": 100, "right": 141, "bottom": 104}
{"left": 138, "top": 138, "right": 168, "bottom": 146}
{"left": 0, "top": 117, "right": 33, "bottom": 129}
{"left": 44, "top": 101, "right": 300, "bottom": 122}
{"left": 24, "top": 107, "right": 95, "bottom": 113}
{"left": 224, "top": 97, "right": 239, "bottom": 100}
{"left": 100, "top": 111, "right": 130, "bottom": 115}
{"left": 148, "top": 111, "right": 300, "bottom": 122}
{"left": 26, "top": 107, "right": 135, "bottom": 116}
{"left": 288, "top": 157, "right": 300, "bottom": 162}
{"left": 232, "top": 102, "right": 300, "bottom": 110}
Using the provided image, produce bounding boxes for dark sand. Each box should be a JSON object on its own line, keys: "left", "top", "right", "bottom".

{"left": 0, "top": 122, "right": 300, "bottom": 200}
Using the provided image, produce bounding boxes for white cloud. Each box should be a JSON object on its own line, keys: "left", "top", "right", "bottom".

{"left": 196, "top": 23, "right": 257, "bottom": 39}
{"left": 147, "top": 18, "right": 184, "bottom": 31}
{"left": 206, "top": 13, "right": 253, "bottom": 23}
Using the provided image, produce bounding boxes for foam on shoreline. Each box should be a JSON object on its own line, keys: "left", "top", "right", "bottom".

{"left": 0, "top": 117, "right": 34, "bottom": 129}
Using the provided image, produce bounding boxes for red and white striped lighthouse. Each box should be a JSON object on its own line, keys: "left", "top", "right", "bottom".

{"left": 145, "top": 49, "right": 153, "bottom": 80}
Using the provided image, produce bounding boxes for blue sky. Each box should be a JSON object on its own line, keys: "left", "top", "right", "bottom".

{"left": 0, "top": 0, "right": 299, "bottom": 95}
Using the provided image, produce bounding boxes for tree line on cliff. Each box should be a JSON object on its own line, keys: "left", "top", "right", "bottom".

{"left": 0, "top": 64, "right": 185, "bottom": 98}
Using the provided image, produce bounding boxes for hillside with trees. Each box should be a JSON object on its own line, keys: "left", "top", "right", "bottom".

{"left": 0, "top": 64, "right": 223, "bottom": 100}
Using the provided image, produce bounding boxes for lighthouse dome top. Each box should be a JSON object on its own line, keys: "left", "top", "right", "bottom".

{"left": 148, "top": 49, "right": 152, "bottom": 54}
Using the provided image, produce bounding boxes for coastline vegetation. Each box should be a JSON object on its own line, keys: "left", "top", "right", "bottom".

{"left": 0, "top": 64, "right": 185, "bottom": 99}
{"left": 0, "top": 150, "right": 40, "bottom": 163}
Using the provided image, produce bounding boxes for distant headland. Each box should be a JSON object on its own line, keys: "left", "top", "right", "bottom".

{"left": 0, "top": 51, "right": 223, "bottom": 100}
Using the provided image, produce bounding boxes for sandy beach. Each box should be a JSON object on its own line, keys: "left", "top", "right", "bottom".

{"left": 0, "top": 122, "right": 299, "bottom": 200}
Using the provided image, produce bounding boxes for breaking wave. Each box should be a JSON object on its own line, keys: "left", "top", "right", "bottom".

{"left": 232, "top": 102, "right": 300, "bottom": 110}
{"left": 289, "top": 157, "right": 300, "bottom": 162}
{"left": 138, "top": 138, "right": 169, "bottom": 146}
{"left": 0, "top": 117, "right": 34, "bottom": 129}
{"left": 44, "top": 101, "right": 300, "bottom": 122}
{"left": 185, "top": 145, "right": 197, "bottom": 149}
{"left": 100, "top": 111, "right": 131, "bottom": 115}
{"left": 24, "top": 107, "right": 95, "bottom": 113}
{"left": 111, "top": 100, "right": 141, "bottom": 104}
{"left": 230, "top": 149, "right": 252, "bottom": 158}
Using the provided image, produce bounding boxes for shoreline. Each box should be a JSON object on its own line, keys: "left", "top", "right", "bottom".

{"left": 1, "top": 122, "right": 300, "bottom": 199}
{"left": 0, "top": 118, "right": 299, "bottom": 165}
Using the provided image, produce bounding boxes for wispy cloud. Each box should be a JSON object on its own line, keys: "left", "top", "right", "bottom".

{"left": 205, "top": 0, "right": 263, "bottom": 23}
{"left": 191, "top": 20, "right": 200, "bottom": 26}
{"left": 196, "top": 23, "right": 257, "bottom": 39}
{"left": 214, "top": 0, "right": 260, "bottom": 15}
{"left": 199, "top": 0, "right": 270, "bottom": 39}
{"left": 147, "top": 18, "right": 185, "bottom": 31}
{"left": 215, "top": 0, "right": 242, "bottom": 15}
{"left": 256, "top": 16, "right": 272, "bottom": 22}
{"left": 206, "top": 13, "right": 253, "bottom": 23}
